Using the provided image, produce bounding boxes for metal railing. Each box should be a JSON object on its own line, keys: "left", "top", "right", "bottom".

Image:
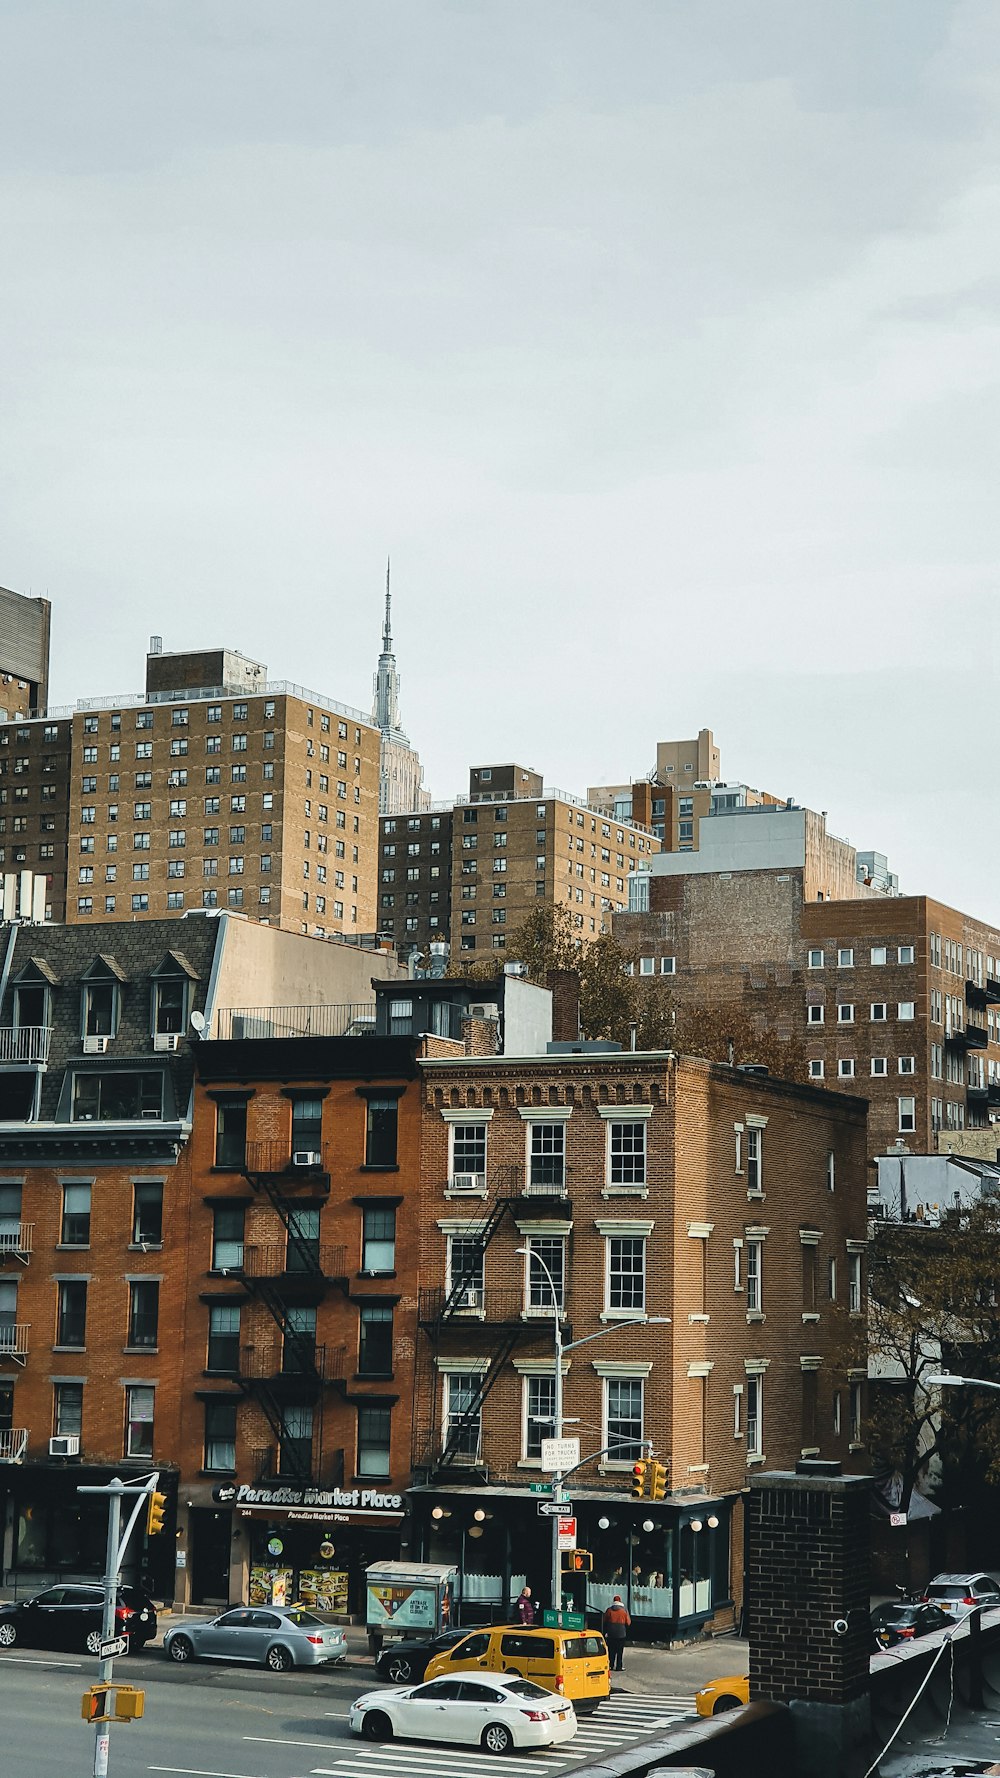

{"left": 0, "top": 1325, "right": 29, "bottom": 1359}
{"left": 419, "top": 1286, "right": 545, "bottom": 1326}
{"left": 241, "top": 1243, "right": 347, "bottom": 1282}
{"left": 251, "top": 1443, "right": 346, "bottom": 1487}
{"left": 243, "top": 1140, "right": 331, "bottom": 1178}
{"left": 0, "top": 1429, "right": 28, "bottom": 1462}
{"left": 0, "top": 1027, "right": 52, "bottom": 1064}
{"left": 215, "top": 1003, "right": 376, "bottom": 1041}
{"left": 0, "top": 1224, "right": 33, "bottom": 1259}
{"left": 70, "top": 679, "right": 371, "bottom": 726}
{"left": 238, "top": 1342, "right": 345, "bottom": 1383}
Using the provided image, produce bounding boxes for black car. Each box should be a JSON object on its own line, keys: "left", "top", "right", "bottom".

{"left": 0, "top": 1584, "right": 157, "bottom": 1655}
{"left": 374, "top": 1628, "right": 469, "bottom": 1684}
{"left": 870, "top": 1602, "right": 952, "bottom": 1649}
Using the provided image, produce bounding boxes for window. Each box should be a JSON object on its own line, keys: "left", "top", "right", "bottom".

{"left": 871, "top": 1057, "right": 887, "bottom": 1076}
{"left": 207, "top": 1304, "right": 241, "bottom": 1372}
{"left": 204, "top": 1398, "right": 237, "bottom": 1472}
{"left": 827, "top": 1152, "right": 835, "bottom": 1192}
{"left": 125, "top": 1384, "right": 154, "bottom": 1457}
{"left": 77, "top": 897, "right": 93, "bottom": 916}
{"left": 838, "top": 1058, "right": 855, "bottom": 1078}
{"left": 838, "top": 949, "right": 854, "bottom": 967}
{"left": 57, "top": 1280, "right": 87, "bottom": 1348}
{"left": 72, "top": 1072, "right": 161, "bottom": 1121}
{"left": 365, "top": 1098, "right": 398, "bottom": 1167}
{"left": 83, "top": 978, "right": 118, "bottom": 1038}
{"left": 809, "top": 1060, "right": 824, "bottom": 1080}
{"left": 362, "top": 1207, "right": 395, "bottom": 1273}
{"left": 871, "top": 1004, "right": 887, "bottom": 1022}
{"left": 132, "top": 1182, "right": 163, "bottom": 1246}
{"left": 898, "top": 945, "right": 915, "bottom": 965}
{"left": 898, "top": 1002, "right": 915, "bottom": 1021}
{"left": 528, "top": 1122, "right": 566, "bottom": 1191}
{"left": 131, "top": 894, "right": 149, "bottom": 913}
{"left": 525, "top": 1375, "right": 557, "bottom": 1459}
{"left": 60, "top": 1183, "right": 91, "bottom": 1246}
{"left": 807, "top": 1005, "right": 825, "bottom": 1025}
{"left": 606, "top": 1377, "right": 643, "bottom": 1461}
{"left": 746, "top": 1127, "right": 762, "bottom": 1192}
{"left": 358, "top": 1303, "right": 393, "bottom": 1376}
{"left": 608, "top": 1120, "right": 647, "bottom": 1187}
{"left": 448, "top": 1235, "right": 485, "bottom": 1300}
{"left": 607, "top": 1236, "right": 645, "bottom": 1312}
{"left": 746, "top": 1240, "right": 763, "bottom": 1312}
{"left": 848, "top": 1252, "right": 862, "bottom": 1313}
{"left": 898, "top": 1097, "right": 916, "bottom": 1133}
{"left": 291, "top": 1095, "right": 323, "bottom": 1157}
{"left": 357, "top": 1403, "right": 391, "bottom": 1477}
{"left": 746, "top": 1374, "right": 763, "bottom": 1456}
{"left": 850, "top": 1379, "right": 863, "bottom": 1443}
{"left": 526, "top": 1236, "right": 565, "bottom": 1311}
{"left": 153, "top": 976, "right": 187, "bottom": 1034}
{"left": 211, "top": 1204, "right": 244, "bottom": 1272}
{"left": 837, "top": 1004, "right": 854, "bottom": 1024}
{"left": 127, "top": 1280, "right": 159, "bottom": 1348}
{"left": 231, "top": 733, "right": 247, "bottom": 752}
{"left": 451, "top": 1122, "right": 487, "bottom": 1184}
{"left": 898, "top": 1055, "right": 915, "bottom": 1075}
{"left": 214, "top": 1099, "right": 247, "bottom": 1169}
{"left": 660, "top": 955, "right": 676, "bottom": 976}
{"left": 870, "top": 946, "right": 887, "bottom": 966}
{"left": 54, "top": 1381, "right": 83, "bottom": 1439}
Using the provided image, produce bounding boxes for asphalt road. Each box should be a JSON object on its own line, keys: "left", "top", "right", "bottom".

{"left": 0, "top": 1649, "right": 696, "bottom": 1778}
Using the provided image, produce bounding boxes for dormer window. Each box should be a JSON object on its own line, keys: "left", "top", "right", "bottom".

{"left": 153, "top": 977, "right": 186, "bottom": 1035}
{"left": 84, "top": 980, "right": 118, "bottom": 1037}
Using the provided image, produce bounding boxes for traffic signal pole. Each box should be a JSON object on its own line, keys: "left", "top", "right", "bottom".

{"left": 77, "top": 1473, "right": 158, "bottom": 1777}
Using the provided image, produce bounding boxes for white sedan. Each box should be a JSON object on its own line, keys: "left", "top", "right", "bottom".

{"left": 350, "top": 1673, "right": 578, "bottom": 1755}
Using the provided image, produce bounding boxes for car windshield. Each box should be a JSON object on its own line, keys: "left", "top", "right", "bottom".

{"left": 504, "top": 1680, "right": 550, "bottom": 1700}
{"left": 283, "top": 1610, "right": 324, "bottom": 1628}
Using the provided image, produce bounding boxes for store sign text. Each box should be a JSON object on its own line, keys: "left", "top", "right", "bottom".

{"left": 216, "top": 1483, "right": 403, "bottom": 1514}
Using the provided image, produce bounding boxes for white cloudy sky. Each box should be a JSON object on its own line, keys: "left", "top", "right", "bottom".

{"left": 2, "top": 2, "right": 998, "bottom": 916}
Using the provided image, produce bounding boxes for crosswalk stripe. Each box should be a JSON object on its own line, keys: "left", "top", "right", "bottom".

{"left": 316, "top": 1748, "right": 573, "bottom": 1773}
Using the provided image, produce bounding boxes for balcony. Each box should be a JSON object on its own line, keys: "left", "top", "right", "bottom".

{"left": 241, "top": 1243, "right": 347, "bottom": 1290}
{"left": 242, "top": 1141, "right": 331, "bottom": 1186}
{"left": 989, "top": 1081, "right": 1000, "bottom": 1107}
{"left": 237, "top": 1341, "right": 345, "bottom": 1387}
{"left": 967, "top": 1022, "right": 989, "bottom": 1051}
{"left": 0, "top": 1026, "right": 51, "bottom": 1064}
{"left": 0, "top": 1429, "right": 28, "bottom": 1462}
{"left": 418, "top": 1286, "right": 569, "bottom": 1331}
{"left": 967, "top": 1084, "right": 990, "bottom": 1105}
{"left": 0, "top": 1224, "right": 33, "bottom": 1264}
{"left": 0, "top": 1325, "right": 29, "bottom": 1366}
{"left": 215, "top": 1003, "right": 377, "bottom": 1041}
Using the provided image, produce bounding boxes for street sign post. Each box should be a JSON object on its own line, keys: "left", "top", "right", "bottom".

{"left": 98, "top": 1637, "right": 129, "bottom": 1662}
{"left": 540, "top": 1436, "right": 580, "bottom": 1473}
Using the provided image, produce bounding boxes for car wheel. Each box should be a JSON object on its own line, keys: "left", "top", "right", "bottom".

{"left": 386, "top": 1653, "right": 415, "bottom": 1683}
{"left": 0, "top": 1622, "right": 18, "bottom": 1649}
{"left": 85, "top": 1630, "right": 103, "bottom": 1656}
{"left": 712, "top": 1694, "right": 742, "bottom": 1715}
{"left": 362, "top": 1710, "right": 393, "bottom": 1742}
{"left": 266, "top": 1644, "right": 294, "bottom": 1673}
{"left": 168, "top": 1635, "right": 194, "bottom": 1663}
{"left": 482, "top": 1722, "right": 515, "bottom": 1755}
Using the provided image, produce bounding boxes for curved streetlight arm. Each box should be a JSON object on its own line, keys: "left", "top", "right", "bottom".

{"left": 926, "top": 1374, "right": 1000, "bottom": 1392}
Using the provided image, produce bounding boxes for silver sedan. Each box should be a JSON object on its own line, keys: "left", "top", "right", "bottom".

{"left": 164, "top": 1605, "right": 348, "bottom": 1672}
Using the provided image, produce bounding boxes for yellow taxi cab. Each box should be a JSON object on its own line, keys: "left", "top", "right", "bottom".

{"left": 694, "top": 1673, "right": 749, "bottom": 1716}
{"left": 423, "top": 1624, "right": 611, "bottom": 1710}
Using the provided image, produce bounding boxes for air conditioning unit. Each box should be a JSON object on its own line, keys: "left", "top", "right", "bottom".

{"left": 292, "top": 1150, "right": 322, "bottom": 1168}
{"left": 468, "top": 1003, "right": 499, "bottom": 1020}
{"left": 49, "top": 1435, "right": 80, "bottom": 1458}
{"left": 451, "top": 1173, "right": 485, "bottom": 1193}
{"left": 83, "top": 1034, "right": 110, "bottom": 1054}
{"left": 460, "top": 1286, "right": 484, "bottom": 1310}
{"left": 154, "top": 1032, "right": 181, "bottom": 1052}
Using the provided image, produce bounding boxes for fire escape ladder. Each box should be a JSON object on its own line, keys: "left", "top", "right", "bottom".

{"left": 437, "top": 1193, "right": 517, "bottom": 1324}
{"left": 434, "top": 1330, "right": 521, "bottom": 1473}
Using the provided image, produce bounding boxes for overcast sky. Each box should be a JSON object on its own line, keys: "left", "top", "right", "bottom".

{"left": 2, "top": 2, "right": 997, "bottom": 917}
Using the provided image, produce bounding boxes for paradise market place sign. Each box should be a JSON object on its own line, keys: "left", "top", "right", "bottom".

{"left": 213, "top": 1483, "right": 404, "bottom": 1518}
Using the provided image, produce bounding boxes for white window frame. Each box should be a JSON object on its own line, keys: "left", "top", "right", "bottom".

{"left": 838, "top": 948, "right": 854, "bottom": 968}
{"left": 809, "top": 1059, "right": 824, "bottom": 1080}
{"left": 870, "top": 1003, "right": 887, "bottom": 1022}
{"left": 870, "top": 946, "right": 887, "bottom": 966}
{"left": 746, "top": 1126, "right": 763, "bottom": 1193}
{"left": 807, "top": 949, "right": 824, "bottom": 969}
{"left": 745, "top": 1373, "right": 763, "bottom": 1456}
{"left": 602, "top": 1373, "right": 646, "bottom": 1467}
{"left": 898, "top": 1096, "right": 916, "bottom": 1133}
{"left": 745, "top": 1239, "right": 763, "bottom": 1314}
{"left": 600, "top": 1105, "right": 652, "bottom": 1194}
{"left": 871, "top": 1057, "right": 887, "bottom": 1076}
{"left": 848, "top": 1252, "right": 862, "bottom": 1314}
{"left": 807, "top": 1004, "right": 825, "bottom": 1025}
{"left": 604, "top": 1231, "right": 648, "bottom": 1317}
{"left": 838, "top": 1058, "right": 855, "bottom": 1078}
{"left": 898, "top": 1056, "right": 915, "bottom": 1075}
{"left": 898, "top": 1002, "right": 915, "bottom": 1022}
{"left": 837, "top": 1003, "right": 855, "bottom": 1024}
{"left": 898, "top": 945, "right": 915, "bottom": 965}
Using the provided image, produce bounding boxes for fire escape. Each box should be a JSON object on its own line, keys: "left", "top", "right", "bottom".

{"left": 416, "top": 1164, "right": 570, "bottom": 1479}
{"left": 236, "top": 1140, "right": 348, "bottom": 1486}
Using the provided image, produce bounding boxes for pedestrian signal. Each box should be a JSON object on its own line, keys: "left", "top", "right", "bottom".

{"left": 631, "top": 1461, "right": 647, "bottom": 1499}
{"left": 561, "top": 1549, "right": 592, "bottom": 1572}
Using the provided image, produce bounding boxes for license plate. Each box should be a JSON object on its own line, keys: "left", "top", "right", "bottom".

{"left": 556, "top": 1711, "right": 566, "bottom": 1721}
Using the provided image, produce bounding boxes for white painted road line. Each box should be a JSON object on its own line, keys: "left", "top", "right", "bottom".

{"left": 1, "top": 1653, "right": 84, "bottom": 1668}
{"left": 149, "top": 1769, "right": 268, "bottom": 1778}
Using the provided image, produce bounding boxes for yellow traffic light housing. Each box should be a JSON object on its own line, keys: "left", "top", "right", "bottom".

{"left": 82, "top": 1687, "right": 110, "bottom": 1723}
{"left": 631, "top": 1460, "right": 647, "bottom": 1499}
{"left": 561, "top": 1549, "right": 592, "bottom": 1572}
{"left": 649, "top": 1461, "right": 667, "bottom": 1500}
{"left": 113, "top": 1686, "right": 145, "bottom": 1721}
{"left": 81, "top": 1685, "right": 144, "bottom": 1724}
{"left": 146, "top": 1489, "right": 167, "bottom": 1536}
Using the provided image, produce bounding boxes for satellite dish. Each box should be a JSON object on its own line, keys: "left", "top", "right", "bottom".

{"left": 189, "top": 1010, "right": 206, "bottom": 1035}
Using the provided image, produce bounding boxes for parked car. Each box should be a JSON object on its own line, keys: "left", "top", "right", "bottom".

{"left": 871, "top": 1602, "right": 952, "bottom": 1648}
{"left": 163, "top": 1605, "right": 347, "bottom": 1671}
{"left": 0, "top": 1583, "right": 157, "bottom": 1655}
{"left": 923, "top": 1573, "right": 1000, "bottom": 1616}
{"left": 350, "top": 1673, "right": 578, "bottom": 1754}
{"left": 375, "top": 1629, "right": 469, "bottom": 1684}
{"left": 422, "top": 1624, "right": 610, "bottom": 1710}
{"left": 695, "top": 1674, "right": 749, "bottom": 1716}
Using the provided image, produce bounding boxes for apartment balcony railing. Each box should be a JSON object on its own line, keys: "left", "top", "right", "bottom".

{"left": 242, "top": 1140, "right": 331, "bottom": 1181}
{"left": 237, "top": 1342, "right": 345, "bottom": 1385}
{"left": 241, "top": 1242, "right": 347, "bottom": 1283}
{"left": 418, "top": 1286, "right": 568, "bottom": 1329}
{"left": 0, "top": 1325, "right": 29, "bottom": 1364}
{"left": 0, "top": 1429, "right": 28, "bottom": 1463}
{"left": 0, "top": 1224, "right": 33, "bottom": 1262}
{"left": 966, "top": 1022, "right": 989, "bottom": 1051}
{"left": 215, "top": 1003, "right": 376, "bottom": 1041}
{"left": 0, "top": 1026, "right": 52, "bottom": 1064}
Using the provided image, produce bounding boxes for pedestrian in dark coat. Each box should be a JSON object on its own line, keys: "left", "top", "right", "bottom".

{"left": 603, "top": 1595, "right": 631, "bottom": 1671}
{"left": 515, "top": 1587, "right": 535, "bottom": 1626}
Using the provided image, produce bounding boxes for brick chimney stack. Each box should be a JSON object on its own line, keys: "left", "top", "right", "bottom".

{"left": 546, "top": 969, "right": 581, "bottom": 1043}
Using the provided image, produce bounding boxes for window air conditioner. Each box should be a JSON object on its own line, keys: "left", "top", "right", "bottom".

{"left": 49, "top": 1435, "right": 80, "bottom": 1458}
{"left": 460, "top": 1286, "right": 484, "bottom": 1309}
{"left": 468, "top": 1004, "right": 499, "bottom": 1019}
{"left": 292, "top": 1150, "right": 322, "bottom": 1168}
{"left": 451, "top": 1172, "right": 485, "bottom": 1193}
{"left": 154, "top": 1032, "right": 181, "bottom": 1052}
{"left": 83, "top": 1034, "right": 110, "bottom": 1054}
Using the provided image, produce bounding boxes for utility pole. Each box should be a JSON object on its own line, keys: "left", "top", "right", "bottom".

{"left": 77, "top": 1474, "right": 158, "bottom": 1778}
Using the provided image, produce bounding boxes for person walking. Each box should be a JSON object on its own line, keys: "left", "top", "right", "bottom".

{"left": 515, "top": 1586, "right": 535, "bottom": 1626}
{"left": 603, "top": 1595, "right": 631, "bottom": 1672}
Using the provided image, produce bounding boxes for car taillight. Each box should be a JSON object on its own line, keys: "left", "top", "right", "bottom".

{"left": 963, "top": 1596, "right": 977, "bottom": 1604}
{"left": 554, "top": 1676, "right": 564, "bottom": 1692}
{"left": 520, "top": 1710, "right": 550, "bottom": 1721}
{"left": 898, "top": 1627, "right": 915, "bottom": 1637}
{"left": 115, "top": 1606, "right": 134, "bottom": 1621}
{"left": 307, "top": 1635, "right": 324, "bottom": 1644}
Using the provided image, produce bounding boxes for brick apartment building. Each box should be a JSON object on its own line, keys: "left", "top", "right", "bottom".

{"left": 408, "top": 1047, "right": 868, "bottom": 1640}
{"left": 378, "top": 762, "right": 659, "bottom": 961}
{"left": 616, "top": 801, "right": 1000, "bottom": 1159}
{"left": 0, "top": 639, "right": 384, "bottom": 943}
{"left": 0, "top": 585, "right": 51, "bottom": 721}
{"left": 0, "top": 908, "right": 402, "bottom": 1599}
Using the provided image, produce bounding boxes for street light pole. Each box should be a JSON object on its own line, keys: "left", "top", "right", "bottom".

{"left": 514, "top": 1245, "right": 669, "bottom": 1620}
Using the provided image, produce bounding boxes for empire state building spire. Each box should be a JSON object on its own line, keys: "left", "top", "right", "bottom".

{"left": 373, "top": 556, "right": 403, "bottom": 737}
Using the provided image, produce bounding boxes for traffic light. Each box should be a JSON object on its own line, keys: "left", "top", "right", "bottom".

{"left": 146, "top": 1489, "right": 168, "bottom": 1536}
{"left": 631, "top": 1461, "right": 647, "bottom": 1499}
{"left": 81, "top": 1685, "right": 144, "bottom": 1723}
{"left": 649, "top": 1461, "right": 667, "bottom": 1500}
{"left": 82, "top": 1687, "right": 110, "bottom": 1723}
{"left": 561, "top": 1549, "right": 592, "bottom": 1573}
